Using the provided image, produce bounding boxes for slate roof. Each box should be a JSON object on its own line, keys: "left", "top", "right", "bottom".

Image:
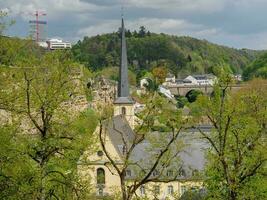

{"left": 114, "top": 96, "right": 134, "bottom": 104}
{"left": 116, "top": 18, "right": 133, "bottom": 104}
{"left": 192, "top": 74, "right": 216, "bottom": 80}
{"left": 104, "top": 115, "right": 211, "bottom": 180}
{"left": 103, "top": 115, "right": 135, "bottom": 156}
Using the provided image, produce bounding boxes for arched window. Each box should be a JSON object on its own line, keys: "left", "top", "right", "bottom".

{"left": 154, "top": 185, "right": 160, "bottom": 195}
{"left": 98, "top": 187, "right": 104, "bottom": 196}
{"left": 168, "top": 185, "right": 174, "bottom": 195}
{"left": 140, "top": 185, "right": 146, "bottom": 196}
{"left": 152, "top": 169, "right": 159, "bottom": 176}
{"left": 122, "top": 107, "right": 126, "bottom": 115}
{"left": 167, "top": 170, "right": 173, "bottom": 177}
{"left": 97, "top": 168, "right": 105, "bottom": 184}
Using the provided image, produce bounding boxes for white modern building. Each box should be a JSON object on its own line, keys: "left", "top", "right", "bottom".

{"left": 46, "top": 38, "right": 72, "bottom": 50}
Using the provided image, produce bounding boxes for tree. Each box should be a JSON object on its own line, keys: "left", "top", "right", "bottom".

{"left": 71, "top": 31, "right": 257, "bottom": 76}
{"left": 138, "top": 26, "right": 147, "bottom": 38}
{"left": 191, "top": 77, "right": 267, "bottom": 200}
{"left": 174, "top": 95, "right": 188, "bottom": 108}
{"left": 98, "top": 93, "right": 188, "bottom": 200}
{"left": 152, "top": 66, "right": 168, "bottom": 84}
{"left": 0, "top": 10, "right": 15, "bottom": 35}
{"left": 243, "top": 52, "right": 267, "bottom": 80}
{"left": 0, "top": 51, "right": 98, "bottom": 199}
{"left": 185, "top": 90, "right": 203, "bottom": 103}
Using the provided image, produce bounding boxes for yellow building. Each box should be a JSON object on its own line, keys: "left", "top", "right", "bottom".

{"left": 79, "top": 17, "right": 208, "bottom": 200}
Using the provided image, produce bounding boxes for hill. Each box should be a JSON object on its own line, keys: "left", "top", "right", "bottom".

{"left": 71, "top": 31, "right": 264, "bottom": 79}
{"left": 243, "top": 52, "right": 267, "bottom": 80}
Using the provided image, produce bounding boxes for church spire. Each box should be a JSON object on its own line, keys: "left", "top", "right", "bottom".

{"left": 114, "top": 17, "right": 134, "bottom": 104}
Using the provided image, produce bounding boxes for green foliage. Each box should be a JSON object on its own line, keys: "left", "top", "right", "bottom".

{"left": 96, "top": 66, "right": 136, "bottom": 86}
{"left": 0, "top": 11, "right": 15, "bottom": 35}
{"left": 174, "top": 95, "right": 188, "bottom": 108}
{"left": 0, "top": 50, "right": 98, "bottom": 199}
{"left": 243, "top": 52, "right": 267, "bottom": 80}
{"left": 185, "top": 90, "right": 203, "bottom": 103}
{"left": 0, "top": 36, "right": 44, "bottom": 67}
{"left": 72, "top": 31, "right": 262, "bottom": 77}
{"left": 191, "top": 78, "right": 267, "bottom": 200}
{"left": 143, "top": 78, "right": 160, "bottom": 92}
{"left": 152, "top": 66, "right": 168, "bottom": 84}
{"left": 179, "top": 189, "right": 207, "bottom": 200}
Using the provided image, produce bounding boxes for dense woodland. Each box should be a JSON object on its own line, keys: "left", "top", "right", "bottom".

{"left": 72, "top": 26, "right": 265, "bottom": 81}
{"left": 243, "top": 51, "right": 267, "bottom": 80}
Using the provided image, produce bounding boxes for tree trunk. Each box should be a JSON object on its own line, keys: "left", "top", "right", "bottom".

{"left": 40, "top": 165, "right": 46, "bottom": 200}
{"left": 121, "top": 177, "right": 127, "bottom": 200}
{"left": 229, "top": 189, "right": 238, "bottom": 200}
{"left": 120, "top": 177, "right": 135, "bottom": 200}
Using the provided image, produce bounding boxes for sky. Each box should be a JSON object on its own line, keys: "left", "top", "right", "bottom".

{"left": 1, "top": 0, "right": 267, "bottom": 50}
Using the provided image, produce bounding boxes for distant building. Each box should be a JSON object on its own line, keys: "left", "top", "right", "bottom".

{"left": 165, "top": 73, "right": 176, "bottom": 83}
{"left": 232, "top": 74, "right": 242, "bottom": 82}
{"left": 183, "top": 74, "right": 216, "bottom": 86}
{"left": 46, "top": 38, "right": 72, "bottom": 50}
{"left": 37, "top": 41, "right": 48, "bottom": 48}
{"left": 163, "top": 73, "right": 177, "bottom": 87}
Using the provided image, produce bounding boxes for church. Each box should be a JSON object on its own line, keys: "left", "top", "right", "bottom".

{"left": 79, "top": 17, "right": 208, "bottom": 200}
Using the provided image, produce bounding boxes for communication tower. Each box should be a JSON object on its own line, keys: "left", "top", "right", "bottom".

{"left": 28, "top": 10, "right": 47, "bottom": 43}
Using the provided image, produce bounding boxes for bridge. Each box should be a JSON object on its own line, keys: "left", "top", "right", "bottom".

{"left": 167, "top": 84, "right": 245, "bottom": 96}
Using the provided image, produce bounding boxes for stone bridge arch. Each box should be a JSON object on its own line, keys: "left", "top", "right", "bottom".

{"left": 169, "top": 85, "right": 214, "bottom": 96}
{"left": 168, "top": 84, "right": 245, "bottom": 97}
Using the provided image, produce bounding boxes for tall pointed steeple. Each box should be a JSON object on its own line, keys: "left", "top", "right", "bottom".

{"left": 113, "top": 16, "right": 135, "bottom": 128}
{"left": 114, "top": 17, "right": 134, "bottom": 104}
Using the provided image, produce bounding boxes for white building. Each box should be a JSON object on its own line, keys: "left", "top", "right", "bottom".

{"left": 165, "top": 73, "right": 176, "bottom": 83}
{"left": 46, "top": 38, "right": 72, "bottom": 50}
{"left": 140, "top": 78, "right": 150, "bottom": 89}
{"left": 233, "top": 74, "right": 242, "bottom": 82}
{"left": 183, "top": 74, "right": 216, "bottom": 86}
{"left": 163, "top": 73, "right": 177, "bottom": 87}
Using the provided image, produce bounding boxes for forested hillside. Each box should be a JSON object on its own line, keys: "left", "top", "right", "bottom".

{"left": 0, "top": 36, "right": 45, "bottom": 67}
{"left": 243, "top": 51, "right": 267, "bottom": 80}
{"left": 72, "top": 28, "right": 263, "bottom": 79}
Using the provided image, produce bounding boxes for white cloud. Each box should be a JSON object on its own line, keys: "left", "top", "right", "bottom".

{"left": 0, "top": 0, "right": 104, "bottom": 20}
{"left": 208, "top": 31, "right": 267, "bottom": 50}
{"left": 77, "top": 17, "right": 218, "bottom": 38}
{"left": 2, "top": 0, "right": 267, "bottom": 49}
{"left": 125, "top": 0, "right": 226, "bottom": 13}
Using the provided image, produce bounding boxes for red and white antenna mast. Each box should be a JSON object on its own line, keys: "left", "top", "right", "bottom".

{"left": 28, "top": 10, "right": 47, "bottom": 43}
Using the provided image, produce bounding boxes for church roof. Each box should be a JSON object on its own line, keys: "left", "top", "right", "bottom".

{"left": 114, "top": 96, "right": 134, "bottom": 104}
{"left": 104, "top": 115, "right": 211, "bottom": 180}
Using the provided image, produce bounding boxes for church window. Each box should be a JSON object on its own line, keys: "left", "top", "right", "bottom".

{"left": 140, "top": 185, "right": 146, "bottom": 195}
{"left": 126, "top": 169, "right": 131, "bottom": 177}
{"left": 167, "top": 170, "right": 173, "bottom": 177}
{"left": 98, "top": 187, "right": 104, "bottom": 196}
{"left": 97, "top": 168, "right": 105, "bottom": 184}
{"left": 122, "top": 107, "right": 126, "bottom": 115}
{"left": 152, "top": 169, "right": 159, "bottom": 176}
{"left": 154, "top": 185, "right": 160, "bottom": 194}
{"left": 181, "top": 185, "right": 187, "bottom": 195}
{"left": 168, "top": 185, "right": 174, "bottom": 195}
{"left": 97, "top": 150, "right": 104, "bottom": 157}
{"left": 122, "top": 145, "right": 127, "bottom": 155}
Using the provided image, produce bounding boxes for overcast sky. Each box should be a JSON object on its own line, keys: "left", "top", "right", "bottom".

{"left": 1, "top": 0, "right": 267, "bottom": 50}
